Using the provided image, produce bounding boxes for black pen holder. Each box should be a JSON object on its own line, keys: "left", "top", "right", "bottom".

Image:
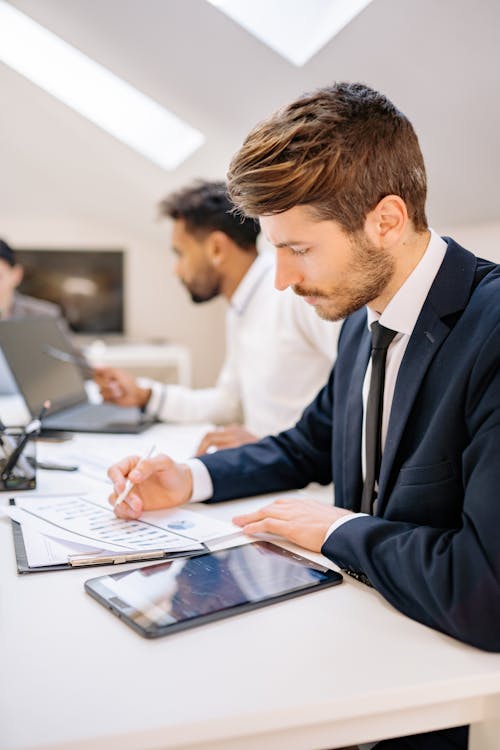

{"left": 0, "top": 429, "right": 37, "bottom": 491}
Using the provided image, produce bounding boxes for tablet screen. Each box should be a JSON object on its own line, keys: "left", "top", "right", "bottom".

{"left": 85, "top": 541, "right": 342, "bottom": 637}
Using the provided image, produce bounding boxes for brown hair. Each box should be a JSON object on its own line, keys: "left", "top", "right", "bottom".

{"left": 227, "top": 82, "right": 428, "bottom": 233}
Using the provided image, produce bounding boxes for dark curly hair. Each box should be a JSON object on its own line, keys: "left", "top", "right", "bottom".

{"left": 159, "top": 180, "right": 259, "bottom": 250}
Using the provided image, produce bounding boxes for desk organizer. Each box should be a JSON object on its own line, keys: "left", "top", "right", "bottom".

{"left": 0, "top": 429, "right": 37, "bottom": 491}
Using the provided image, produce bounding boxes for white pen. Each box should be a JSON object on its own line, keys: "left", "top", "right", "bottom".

{"left": 114, "top": 444, "right": 156, "bottom": 508}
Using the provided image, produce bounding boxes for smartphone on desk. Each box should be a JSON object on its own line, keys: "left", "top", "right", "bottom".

{"left": 85, "top": 541, "right": 343, "bottom": 638}
{"left": 37, "top": 430, "right": 73, "bottom": 442}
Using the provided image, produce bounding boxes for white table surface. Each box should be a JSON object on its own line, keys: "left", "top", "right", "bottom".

{"left": 1, "top": 426, "right": 499, "bottom": 750}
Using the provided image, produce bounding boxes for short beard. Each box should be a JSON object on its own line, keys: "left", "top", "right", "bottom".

{"left": 183, "top": 277, "right": 221, "bottom": 304}
{"left": 293, "top": 234, "right": 395, "bottom": 321}
{"left": 189, "top": 288, "right": 219, "bottom": 304}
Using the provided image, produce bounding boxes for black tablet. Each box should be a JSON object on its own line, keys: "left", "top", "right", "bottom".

{"left": 84, "top": 541, "right": 342, "bottom": 638}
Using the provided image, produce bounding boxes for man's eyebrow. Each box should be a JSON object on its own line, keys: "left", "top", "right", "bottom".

{"left": 273, "top": 240, "right": 307, "bottom": 248}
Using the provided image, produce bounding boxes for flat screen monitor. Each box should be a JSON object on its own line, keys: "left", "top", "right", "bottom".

{"left": 16, "top": 249, "right": 125, "bottom": 335}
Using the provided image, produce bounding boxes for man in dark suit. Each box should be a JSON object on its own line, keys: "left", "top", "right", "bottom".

{"left": 107, "top": 83, "right": 500, "bottom": 749}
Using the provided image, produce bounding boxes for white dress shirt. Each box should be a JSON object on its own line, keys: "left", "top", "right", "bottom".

{"left": 145, "top": 253, "right": 339, "bottom": 436}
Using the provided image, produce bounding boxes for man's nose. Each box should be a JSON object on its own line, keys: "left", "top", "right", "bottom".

{"left": 274, "top": 249, "right": 302, "bottom": 291}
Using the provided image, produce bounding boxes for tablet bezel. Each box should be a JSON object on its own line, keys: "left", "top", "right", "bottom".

{"left": 84, "top": 541, "right": 343, "bottom": 638}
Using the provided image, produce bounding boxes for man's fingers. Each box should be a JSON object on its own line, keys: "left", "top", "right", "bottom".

{"left": 195, "top": 433, "right": 216, "bottom": 455}
{"left": 100, "top": 386, "right": 120, "bottom": 403}
{"left": 93, "top": 365, "right": 109, "bottom": 380}
{"left": 196, "top": 425, "right": 258, "bottom": 455}
{"left": 128, "top": 453, "right": 174, "bottom": 483}
{"left": 208, "top": 434, "right": 235, "bottom": 448}
{"left": 117, "top": 493, "right": 143, "bottom": 519}
{"left": 240, "top": 518, "right": 289, "bottom": 538}
{"left": 109, "top": 491, "right": 143, "bottom": 519}
{"left": 196, "top": 431, "right": 231, "bottom": 455}
{"left": 233, "top": 509, "right": 265, "bottom": 526}
{"left": 94, "top": 367, "right": 117, "bottom": 384}
{"left": 107, "top": 453, "right": 172, "bottom": 491}
{"left": 107, "top": 382, "right": 125, "bottom": 400}
{"left": 233, "top": 504, "right": 291, "bottom": 527}
{"left": 107, "top": 455, "right": 141, "bottom": 491}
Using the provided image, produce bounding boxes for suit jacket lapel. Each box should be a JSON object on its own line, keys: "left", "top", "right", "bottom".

{"left": 376, "top": 239, "right": 478, "bottom": 511}
{"left": 377, "top": 312, "right": 449, "bottom": 507}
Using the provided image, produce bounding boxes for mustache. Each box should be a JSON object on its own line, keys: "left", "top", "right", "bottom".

{"left": 292, "top": 284, "right": 328, "bottom": 298}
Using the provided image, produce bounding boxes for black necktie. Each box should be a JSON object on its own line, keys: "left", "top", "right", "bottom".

{"left": 360, "top": 321, "right": 397, "bottom": 515}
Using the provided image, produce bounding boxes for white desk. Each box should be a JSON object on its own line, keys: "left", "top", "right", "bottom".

{"left": 1, "top": 427, "right": 499, "bottom": 750}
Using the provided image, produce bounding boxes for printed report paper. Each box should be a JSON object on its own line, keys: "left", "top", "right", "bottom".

{"left": 7, "top": 494, "right": 243, "bottom": 567}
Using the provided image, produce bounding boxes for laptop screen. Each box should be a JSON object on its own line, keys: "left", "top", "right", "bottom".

{"left": 0, "top": 318, "right": 87, "bottom": 417}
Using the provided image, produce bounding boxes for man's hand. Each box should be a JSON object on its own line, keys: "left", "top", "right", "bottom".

{"left": 233, "top": 498, "right": 354, "bottom": 552}
{"left": 108, "top": 454, "right": 193, "bottom": 519}
{"left": 94, "top": 366, "right": 151, "bottom": 408}
{"left": 196, "top": 424, "right": 258, "bottom": 455}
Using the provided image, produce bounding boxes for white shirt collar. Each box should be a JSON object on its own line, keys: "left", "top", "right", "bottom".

{"left": 230, "top": 252, "right": 274, "bottom": 316}
{"left": 367, "top": 228, "right": 447, "bottom": 335}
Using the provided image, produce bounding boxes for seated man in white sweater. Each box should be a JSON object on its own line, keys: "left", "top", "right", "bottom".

{"left": 95, "top": 181, "right": 339, "bottom": 453}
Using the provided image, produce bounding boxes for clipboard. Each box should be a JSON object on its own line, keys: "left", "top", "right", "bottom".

{"left": 9, "top": 498, "right": 209, "bottom": 574}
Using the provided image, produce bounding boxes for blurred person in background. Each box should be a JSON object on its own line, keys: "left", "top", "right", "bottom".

{"left": 0, "top": 237, "right": 76, "bottom": 394}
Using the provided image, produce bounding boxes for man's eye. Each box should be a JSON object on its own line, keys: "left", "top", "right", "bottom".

{"left": 290, "top": 247, "right": 309, "bottom": 255}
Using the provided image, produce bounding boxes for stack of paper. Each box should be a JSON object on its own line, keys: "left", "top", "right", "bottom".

{"left": 5, "top": 494, "right": 244, "bottom": 568}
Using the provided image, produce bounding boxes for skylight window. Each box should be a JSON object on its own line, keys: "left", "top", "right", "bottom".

{"left": 208, "top": 0, "right": 374, "bottom": 66}
{"left": 0, "top": 0, "right": 204, "bottom": 170}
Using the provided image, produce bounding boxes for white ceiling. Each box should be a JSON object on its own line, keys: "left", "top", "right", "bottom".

{"left": 1, "top": 0, "right": 499, "bottom": 238}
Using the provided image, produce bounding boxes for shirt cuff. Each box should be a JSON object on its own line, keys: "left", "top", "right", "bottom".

{"left": 324, "top": 512, "right": 368, "bottom": 544}
{"left": 137, "top": 378, "right": 166, "bottom": 418}
{"left": 185, "top": 458, "right": 214, "bottom": 502}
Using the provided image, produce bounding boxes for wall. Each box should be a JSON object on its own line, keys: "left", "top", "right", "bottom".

{"left": 439, "top": 222, "right": 500, "bottom": 263}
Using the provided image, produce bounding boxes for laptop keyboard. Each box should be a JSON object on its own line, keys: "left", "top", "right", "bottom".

{"left": 43, "top": 402, "right": 151, "bottom": 432}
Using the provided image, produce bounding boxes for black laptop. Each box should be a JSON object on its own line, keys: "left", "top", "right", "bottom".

{"left": 0, "top": 317, "right": 154, "bottom": 434}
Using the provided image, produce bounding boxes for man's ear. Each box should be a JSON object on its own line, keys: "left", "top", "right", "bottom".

{"left": 12, "top": 264, "right": 24, "bottom": 289}
{"left": 364, "top": 195, "right": 408, "bottom": 247}
{"left": 206, "top": 230, "right": 229, "bottom": 267}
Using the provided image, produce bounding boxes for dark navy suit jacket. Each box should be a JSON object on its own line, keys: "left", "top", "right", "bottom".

{"left": 200, "top": 239, "right": 500, "bottom": 655}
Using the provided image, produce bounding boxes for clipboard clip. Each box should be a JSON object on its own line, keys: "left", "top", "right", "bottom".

{"left": 68, "top": 549, "right": 167, "bottom": 567}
